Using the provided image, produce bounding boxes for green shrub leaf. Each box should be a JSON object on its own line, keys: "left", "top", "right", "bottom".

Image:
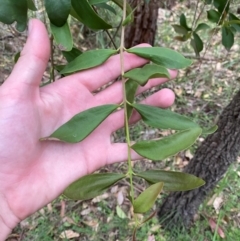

{"left": 131, "top": 127, "right": 202, "bottom": 161}
{"left": 60, "top": 49, "right": 118, "bottom": 74}
{"left": 214, "top": 0, "right": 229, "bottom": 14}
{"left": 50, "top": 22, "right": 73, "bottom": 51}
{"left": 125, "top": 80, "right": 138, "bottom": 119}
{"left": 229, "top": 13, "right": 240, "bottom": 32}
{"left": 71, "top": 0, "right": 112, "bottom": 29}
{"left": 44, "top": 0, "right": 71, "bottom": 27}
{"left": 174, "top": 34, "right": 191, "bottom": 42}
{"left": 122, "top": 6, "right": 136, "bottom": 26}
{"left": 190, "top": 32, "right": 203, "bottom": 57}
{"left": 222, "top": 26, "right": 234, "bottom": 51}
{"left": 63, "top": 173, "right": 125, "bottom": 200}
{"left": 132, "top": 104, "right": 199, "bottom": 130}
{"left": 46, "top": 104, "right": 118, "bottom": 143}
{"left": 14, "top": 52, "right": 20, "bottom": 63}
{"left": 180, "top": 13, "right": 191, "bottom": 30}
{"left": 195, "top": 23, "right": 210, "bottom": 32}
{"left": 136, "top": 170, "right": 205, "bottom": 191}
{"left": 207, "top": 9, "right": 221, "bottom": 24}
{"left": 126, "top": 47, "right": 192, "bottom": 69}
{"left": 27, "top": 0, "right": 37, "bottom": 11}
{"left": 202, "top": 125, "right": 218, "bottom": 134}
{"left": 124, "top": 64, "right": 170, "bottom": 86}
{"left": 133, "top": 182, "right": 163, "bottom": 213}
{"left": 0, "top": 0, "right": 28, "bottom": 32}
{"left": 97, "top": 3, "right": 117, "bottom": 15}
{"left": 111, "top": 0, "right": 133, "bottom": 20}
{"left": 172, "top": 24, "right": 189, "bottom": 35}
{"left": 89, "top": 0, "right": 109, "bottom": 4}
{"left": 116, "top": 205, "right": 127, "bottom": 219}
{"left": 62, "top": 48, "right": 82, "bottom": 63}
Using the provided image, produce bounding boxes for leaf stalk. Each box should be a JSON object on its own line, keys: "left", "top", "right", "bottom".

{"left": 120, "top": 0, "right": 135, "bottom": 206}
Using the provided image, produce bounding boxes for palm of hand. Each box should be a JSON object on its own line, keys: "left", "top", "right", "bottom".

{"left": 0, "top": 19, "right": 175, "bottom": 228}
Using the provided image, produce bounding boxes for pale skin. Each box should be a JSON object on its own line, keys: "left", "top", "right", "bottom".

{"left": 0, "top": 19, "right": 177, "bottom": 240}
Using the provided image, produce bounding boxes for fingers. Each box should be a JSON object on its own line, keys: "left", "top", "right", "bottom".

{"left": 5, "top": 19, "right": 50, "bottom": 96}
{"left": 108, "top": 88, "right": 175, "bottom": 133}
{"left": 58, "top": 44, "right": 151, "bottom": 93}
{"left": 106, "top": 143, "right": 141, "bottom": 164}
{"left": 136, "top": 69, "right": 178, "bottom": 94}
{"left": 39, "top": 70, "right": 176, "bottom": 137}
{"left": 94, "top": 69, "right": 178, "bottom": 104}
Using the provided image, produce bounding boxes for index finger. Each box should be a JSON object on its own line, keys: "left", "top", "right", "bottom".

{"left": 57, "top": 44, "right": 151, "bottom": 92}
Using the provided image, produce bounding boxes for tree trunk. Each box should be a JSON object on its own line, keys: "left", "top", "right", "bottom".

{"left": 158, "top": 89, "right": 240, "bottom": 230}
{"left": 124, "top": 0, "right": 177, "bottom": 48}
{"left": 124, "top": 0, "right": 159, "bottom": 48}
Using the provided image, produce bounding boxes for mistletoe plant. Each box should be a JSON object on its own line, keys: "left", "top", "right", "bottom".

{"left": 0, "top": 0, "right": 217, "bottom": 239}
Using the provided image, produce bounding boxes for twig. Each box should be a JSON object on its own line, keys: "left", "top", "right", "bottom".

{"left": 50, "top": 35, "right": 55, "bottom": 82}
{"left": 92, "top": 5, "right": 118, "bottom": 49}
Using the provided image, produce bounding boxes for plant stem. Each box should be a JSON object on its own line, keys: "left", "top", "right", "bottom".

{"left": 120, "top": 0, "right": 135, "bottom": 204}
{"left": 92, "top": 5, "right": 118, "bottom": 49}
{"left": 50, "top": 35, "right": 55, "bottom": 82}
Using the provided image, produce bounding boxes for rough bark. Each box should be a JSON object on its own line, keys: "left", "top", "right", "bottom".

{"left": 124, "top": 0, "right": 177, "bottom": 48}
{"left": 158, "top": 89, "right": 240, "bottom": 230}
{"left": 124, "top": 0, "right": 159, "bottom": 48}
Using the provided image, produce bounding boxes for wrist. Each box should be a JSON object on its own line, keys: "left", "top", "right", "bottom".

{"left": 0, "top": 216, "right": 12, "bottom": 241}
{"left": 0, "top": 193, "right": 20, "bottom": 241}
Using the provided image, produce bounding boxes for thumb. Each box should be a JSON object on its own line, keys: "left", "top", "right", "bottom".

{"left": 5, "top": 19, "right": 50, "bottom": 95}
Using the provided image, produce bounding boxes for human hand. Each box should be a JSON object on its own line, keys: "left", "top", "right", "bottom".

{"left": 0, "top": 19, "right": 176, "bottom": 239}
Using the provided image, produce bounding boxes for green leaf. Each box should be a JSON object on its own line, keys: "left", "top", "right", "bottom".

{"left": 174, "top": 34, "right": 190, "bottom": 42}
{"left": 89, "top": 0, "right": 109, "bottom": 4}
{"left": 14, "top": 52, "right": 20, "bottom": 63}
{"left": 222, "top": 26, "right": 234, "bottom": 51}
{"left": 213, "top": 0, "right": 229, "bottom": 14}
{"left": 172, "top": 24, "right": 189, "bottom": 35}
{"left": 60, "top": 49, "right": 118, "bottom": 74}
{"left": 71, "top": 0, "right": 112, "bottom": 30}
{"left": 207, "top": 9, "right": 221, "bottom": 24}
{"left": 136, "top": 170, "right": 205, "bottom": 191}
{"left": 62, "top": 47, "right": 82, "bottom": 63}
{"left": 54, "top": 64, "right": 65, "bottom": 72}
{"left": 180, "top": 13, "right": 191, "bottom": 30}
{"left": 63, "top": 173, "right": 125, "bottom": 200}
{"left": 202, "top": 125, "right": 218, "bottom": 134}
{"left": 190, "top": 32, "right": 203, "bottom": 57}
{"left": 195, "top": 23, "right": 210, "bottom": 32}
{"left": 46, "top": 104, "right": 118, "bottom": 143}
{"left": 44, "top": 0, "right": 71, "bottom": 27}
{"left": 131, "top": 127, "right": 202, "bottom": 161}
{"left": 133, "top": 182, "right": 163, "bottom": 213}
{"left": 111, "top": 0, "right": 133, "bottom": 20}
{"left": 122, "top": 6, "right": 136, "bottom": 26}
{"left": 122, "top": 12, "right": 133, "bottom": 26}
{"left": 116, "top": 205, "right": 127, "bottom": 219}
{"left": 27, "top": 0, "right": 37, "bottom": 11}
{"left": 132, "top": 104, "right": 199, "bottom": 130}
{"left": 50, "top": 22, "right": 73, "bottom": 51}
{"left": 229, "top": 13, "right": 240, "bottom": 32}
{"left": 125, "top": 80, "right": 138, "bottom": 119}
{"left": 96, "top": 3, "right": 117, "bottom": 15}
{"left": 0, "top": 0, "right": 28, "bottom": 32}
{"left": 126, "top": 47, "right": 192, "bottom": 70}
{"left": 124, "top": 64, "right": 170, "bottom": 86}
